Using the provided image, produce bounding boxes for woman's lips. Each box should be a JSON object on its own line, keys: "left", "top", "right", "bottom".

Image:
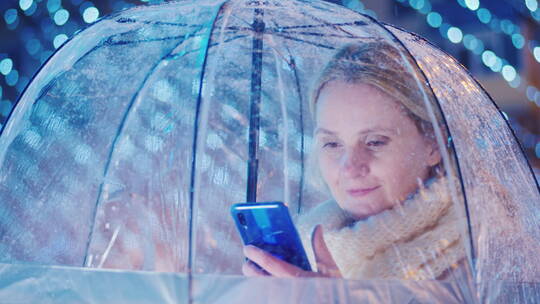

{"left": 346, "top": 186, "right": 380, "bottom": 197}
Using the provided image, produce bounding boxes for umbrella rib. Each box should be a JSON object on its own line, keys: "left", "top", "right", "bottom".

{"left": 114, "top": 17, "right": 204, "bottom": 28}
{"left": 291, "top": 9, "right": 361, "bottom": 38}
{"left": 104, "top": 34, "right": 202, "bottom": 46}
{"left": 271, "top": 32, "right": 336, "bottom": 50}
{"left": 81, "top": 29, "right": 200, "bottom": 268}
{"left": 269, "top": 20, "right": 367, "bottom": 31}
{"left": 269, "top": 30, "right": 360, "bottom": 39}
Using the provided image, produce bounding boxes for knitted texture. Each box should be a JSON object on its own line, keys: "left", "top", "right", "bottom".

{"left": 297, "top": 175, "right": 466, "bottom": 280}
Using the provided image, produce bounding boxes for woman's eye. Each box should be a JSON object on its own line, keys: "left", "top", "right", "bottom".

{"left": 367, "top": 140, "right": 385, "bottom": 146}
{"left": 366, "top": 137, "right": 389, "bottom": 148}
{"left": 322, "top": 142, "right": 341, "bottom": 149}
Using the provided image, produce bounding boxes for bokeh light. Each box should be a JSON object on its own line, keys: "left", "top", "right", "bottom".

{"left": 477, "top": 8, "right": 491, "bottom": 24}
{"left": 4, "top": 9, "right": 18, "bottom": 25}
{"left": 511, "top": 34, "right": 525, "bottom": 49}
{"left": 5, "top": 70, "right": 19, "bottom": 87}
{"left": 25, "top": 39, "right": 42, "bottom": 56}
{"left": 502, "top": 65, "right": 517, "bottom": 82}
{"left": 464, "top": 0, "right": 479, "bottom": 11}
{"left": 500, "top": 19, "right": 515, "bottom": 35}
{"left": 526, "top": 0, "right": 538, "bottom": 12}
{"left": 447, "top": 27, "right": 463, "bottom": 44}
{"left": 47, "top": 0, "right": 62, "bottom": 14}
{"left": 53, "top": 34, "right": 69, "bottom": 49}
{"left": 0, "top": 100, "right": 12, "bottom": 117}
{"left": 54, "top": 9, "right": 70, "bottom": 26}
{"left": 0, "top": 59, "right": 14, "bottom": 76}
{"left": 534, "top": 47, "right": 540, "bottom": 62}
{"left": 83, "top": 7, "right": 99, "bottom": 23}
{"left": 482, "top": 50, "right": 496, "bottom": 67}
{"left": 19, "top": 0, "right": 33, "bottom": 11}
{"left": 426, "top": 12, "right": 442, "bottom": 28}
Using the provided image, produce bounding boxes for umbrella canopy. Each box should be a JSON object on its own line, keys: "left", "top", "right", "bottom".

{"left": 0, "top": 0, "right": 539, "bottom": 302}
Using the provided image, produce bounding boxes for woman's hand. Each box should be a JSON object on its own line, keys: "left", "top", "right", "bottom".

{"left": 242, "top": 225, "right": 341, "bottom": 278}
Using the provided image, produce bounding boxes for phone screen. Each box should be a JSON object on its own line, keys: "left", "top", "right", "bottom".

{"left": 231, "top": 202, "right": 312, "bottom": 272}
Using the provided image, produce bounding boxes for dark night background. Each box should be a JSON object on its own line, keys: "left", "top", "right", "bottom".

{"left": 1, "top": 0, "right": 539, "bottom": 170}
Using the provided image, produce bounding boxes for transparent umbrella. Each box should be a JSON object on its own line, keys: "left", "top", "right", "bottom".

{"left": 0, "top": 0, "right": 539, "bottom": 303}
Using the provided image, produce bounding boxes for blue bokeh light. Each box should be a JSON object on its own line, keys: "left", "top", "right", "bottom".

{"left": 439, "top": 23, "right": 451, "bottom": 39}
{"left": 4, "top": 9, "right": 18, "bottom": 25}
{"left": 534, "top": 47, "right": 540, "bottom": 62}
{"left": 511, "top": 34, "right": 525, "bottom": 49}
{"left": 426, "top": 12, "right": 442, "bottom": 28}
{"left": 47, "top": 0, "right": 62, "bottom": 14}
{"left": 0, "top": 59, "right": 14, "bottom": 76}
{"left": 54, "top": 9, "right": 70, "bottom": 26}
{"left": 482, "top": 50, "right": 496, "bottom": 67}
{"left": 83, "top": 7, "right": 100, "bottom": 23}
{"left": 465, "top": 0, "right": 479, "bottom": 11}
{"left": 502, "top": 65, "right": 517, "bottom": 82}
{"left": 19, "top": 0, "right": 33, "bottom": 11}
{"left": 0, "top": 100, "right": 12, "bottom": 117}
{"left": 463, "top": 34, "right": 477, "bottom": 50}
{"left": 53, "top": 34, "right": 69, "bottom": 49}
{"left": 477, "top": 8, "right": 491, "bottom": 24}
{"left": 500, "top": 19, "right": 515, "bottom": 35}
{"left": 526, "top": 0, "right": 538, "bottom": 12}
{"left": 448, "top": 27, "right": 463, "bottom": 44}
{"left": 5, "top": 70, "right": 19, "bottom": 87}
{"left": 25, "top": 39, "right": 42, "bottom": 55}
{"left": 23, "top": 1, "right": 38, "bottom": 16}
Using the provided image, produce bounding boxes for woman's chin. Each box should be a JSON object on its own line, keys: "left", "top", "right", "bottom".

{"left": 341, "top": 199, "right": 391, "bottom": 221}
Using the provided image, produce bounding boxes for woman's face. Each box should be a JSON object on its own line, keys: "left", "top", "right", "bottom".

{"left": 315, "top": 82, "right": 441, "bottom": 220}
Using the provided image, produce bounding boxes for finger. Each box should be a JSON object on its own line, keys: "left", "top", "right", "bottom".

{"left": 311, "top": 225, "right": 341, "bottom": 278}
{"left": 242, "top": 260, "right": 268, "bottom": 277}
{"left": 243, "top": 245, "right": 305, "bottom": 278}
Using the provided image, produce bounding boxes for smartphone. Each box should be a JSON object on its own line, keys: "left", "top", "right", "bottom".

{"left": 230, "top": 201, "right": 312, "bottom": 272}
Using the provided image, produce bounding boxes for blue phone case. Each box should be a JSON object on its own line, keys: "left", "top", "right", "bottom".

{"left": 231, "top": 202, "right": 312, "bottom": 272}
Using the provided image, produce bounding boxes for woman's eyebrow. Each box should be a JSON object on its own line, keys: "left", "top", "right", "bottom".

{"left": 314, "top": 128, "right": 335, "bottom": 135}
{"left": 357, "top": 127, "right": 395, "bottom": 135}
{"left": 315, "top": 127, "right": 395, "bottom": 136}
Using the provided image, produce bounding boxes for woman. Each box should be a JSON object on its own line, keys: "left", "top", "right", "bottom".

{"left": 243, "top": 41, "right": 468, "bottom": 280}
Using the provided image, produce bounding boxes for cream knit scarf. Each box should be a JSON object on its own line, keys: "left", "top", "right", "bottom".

{"left": 297, "top": 176, "right": 466, "bottom": 280}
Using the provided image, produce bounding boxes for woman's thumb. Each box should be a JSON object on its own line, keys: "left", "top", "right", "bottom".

{"left": 311, "top": 225, "right": 341, "bottom": 277}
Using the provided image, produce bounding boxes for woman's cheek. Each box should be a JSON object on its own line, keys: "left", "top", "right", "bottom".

{"left": 319, "top": 154, "right": 338, "bottom": 184}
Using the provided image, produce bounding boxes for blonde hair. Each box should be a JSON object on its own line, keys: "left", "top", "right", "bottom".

{"left": 311, "top": 40, "right": 443, "bottom": 140}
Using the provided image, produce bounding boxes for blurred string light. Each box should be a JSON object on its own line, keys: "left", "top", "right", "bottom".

{"left": 455, "top": 0, "right": 540, "bottom": 63}
{"left": 385, "top": 0, "right": 540, "bottom": 102}
{"left": 350, "top": 0, "right": 523, "bottom": 89}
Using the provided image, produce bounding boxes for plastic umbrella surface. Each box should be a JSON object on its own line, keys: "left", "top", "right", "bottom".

{"left": 0, "top": 0, "right": 539, "bottom": 303}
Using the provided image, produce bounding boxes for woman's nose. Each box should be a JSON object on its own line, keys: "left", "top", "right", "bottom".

{"left": 341, "top": 148, "right": 370, "bottom": 178}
